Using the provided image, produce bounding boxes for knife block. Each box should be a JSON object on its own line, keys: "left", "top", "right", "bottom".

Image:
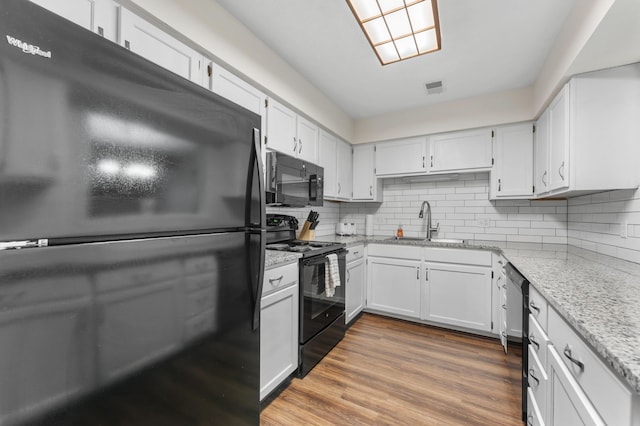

{"left": 298, "top": 221, "right": 315, "bottom": 240}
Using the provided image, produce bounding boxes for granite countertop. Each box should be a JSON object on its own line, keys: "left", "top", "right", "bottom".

{"left": 266, "top": 233, "right": 640, "bottom": 393}
{"left": 507, "top": 247, "right": 640, "bottom": 393}
{"left": 265, "top": 250, "right": 301, "bottom": 268}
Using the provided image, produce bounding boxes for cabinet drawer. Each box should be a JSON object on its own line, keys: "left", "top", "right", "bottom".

{"left": 528, "top": 285, "right": 548, "bottom": 330}
{"left": 185, "top": 309, "right": 214, "bottom": 341}
{"left": 424, "top": 247, "right": 491, "bottom": 266}
{"left": 96, "top": 260, "right": 181, "bottom": 293}
{"left": 529, "top": 314, "right": 550, "bottom": 369}
{"left": 548, "top": 308, "right": 632, "bottom": 426}
{"left": 368, "top": 244, "right": 421, "bottom": 260}
{"left": 263, "top": 262, "right": 298, "bottom": 297}
{"left": 185, "top": 272, "right": 215, "bottom": 293}
{"left": 346, "top": 245, "right": 364, "bottom": 263}
{"left": 184, "top": 255, "right": 216, "bottom": 275}
{"left": 528, "top": 345, "right": 548, "bottom": 418}
{"left": 526, "top": 387, "right": 545, "bottom": 426}
{"left": 186, "top": 288, "right": 215, "bottom": 318}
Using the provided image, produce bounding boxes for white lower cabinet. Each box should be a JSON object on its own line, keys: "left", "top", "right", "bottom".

{"left": 260, "top": 262, "right": 298, "bottom": 401}
{"left": 346, "top": 246, "right": 365, "bottom": 324}
{"left": 367, "top": 257, "right": 421, "bottom": 319}
{"left": 421, "top": 262, "right": 492, "bottom": 332}
{"left": 547, "top": 345, "right": 604, "bottom": 426}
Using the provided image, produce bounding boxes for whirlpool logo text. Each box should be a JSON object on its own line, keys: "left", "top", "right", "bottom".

{"left": 6, "top": 35, "right": 52, "bottom": 58}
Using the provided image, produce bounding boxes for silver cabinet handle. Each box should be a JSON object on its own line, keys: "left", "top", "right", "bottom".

{"left": 422, "top": 156, "right": 425, "bottom": 169}
{"left": 416, "top": 268, "right": 420, "bottom": 280}
{"left": 268, "top": 275, "right": 284, "bottom": 284}
{"left": 542, "top": 170, "right": 547, "bottom": 186}
{"left": 298, "top": 139, "right": 303, "bottom": 154}
{"left": 430, "top": 155, "right": 434, "bottom": 167}
{"left": 369, "top": 185, "right": 373, "bottom": 196}
{"left": 498, "top": 178, "right": 502, "bottom": 192}
{"left": 529, "top": 368, "right": 540, "bottom": 386}
{"left": 293, "top": 137, "right": 297, "bottom": 153}
{"left": 338, "top": 182, "right": 341, "bottom": 194}
{"left": 497, "top": 259, "right": 504, "bottom": 265}
{"left": 352, "top": 251, "right": 359, "bottom": 256}
{"left": 502, "top": 304, "right": 507, "bottom": 310}
{"left": 563, "top": 345, "right": 585, "bottom": 372}
{"left": 528, "top": 333, "right": 540, "bottom": 350}
{"left": 559, "top": 161, "right": 565, "bottom": 181}
{"left": 529, "top": 300, "right": 540, "bottom": 313}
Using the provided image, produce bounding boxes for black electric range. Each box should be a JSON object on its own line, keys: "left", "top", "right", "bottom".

{"left": 265, "top": 214, "right": 346, "bottom": 257}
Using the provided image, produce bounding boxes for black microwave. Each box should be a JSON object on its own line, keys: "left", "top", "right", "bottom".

{"left": 265, "top": 151, "right": 324, "bottom": 207}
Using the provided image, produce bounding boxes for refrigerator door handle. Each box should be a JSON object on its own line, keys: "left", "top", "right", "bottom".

{"left": 248, "top": 127, "right": 266, "bottom": 331}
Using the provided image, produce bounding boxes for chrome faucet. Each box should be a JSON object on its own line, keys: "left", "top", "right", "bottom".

{"left": 418, "top": 201, "right": 439, "bottom": 240}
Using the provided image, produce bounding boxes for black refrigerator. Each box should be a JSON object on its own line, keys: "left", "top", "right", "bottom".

{"left": 0, "top": 1, "right": 265, "bottom": 424}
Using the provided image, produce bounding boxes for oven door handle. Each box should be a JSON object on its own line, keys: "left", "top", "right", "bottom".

{"left": 302, "top": 249, "right": 347, "bottom": 266}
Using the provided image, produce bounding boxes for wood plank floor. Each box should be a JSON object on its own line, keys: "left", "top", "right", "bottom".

{"left": 261, "top": 313, "right": 522, "bottom": 426}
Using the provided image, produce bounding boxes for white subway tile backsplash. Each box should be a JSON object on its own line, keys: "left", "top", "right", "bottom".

{"left": 340, "top": 174, "right": 567, "bottom": 244}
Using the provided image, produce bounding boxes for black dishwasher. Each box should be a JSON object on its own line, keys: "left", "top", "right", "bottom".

{"left": 504, "top": 262, "right": 530, "bottom": 424}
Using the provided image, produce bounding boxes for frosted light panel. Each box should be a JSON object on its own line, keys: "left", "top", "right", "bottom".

{"left": 347, "top": 0, "right": 441, "bottom": 65}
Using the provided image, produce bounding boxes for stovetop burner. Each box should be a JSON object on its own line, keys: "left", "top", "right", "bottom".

{"left": 266, "top": 239, "right": 346, "bottom": 256}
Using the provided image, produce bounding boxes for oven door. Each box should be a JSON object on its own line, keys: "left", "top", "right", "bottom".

{"left": 299, "top": 250, "right": 346, "bottom": 344}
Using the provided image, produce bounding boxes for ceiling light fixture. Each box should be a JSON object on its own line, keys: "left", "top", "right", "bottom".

{"left": 346, "top": 0, "right": 441, "bottom": 65}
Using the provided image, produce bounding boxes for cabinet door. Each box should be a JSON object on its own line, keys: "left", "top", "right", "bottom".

{"left": 535, "top": 109, "right": 550, "bottom": 195}
{"left": 492, "top": 124, "right": 534, "bottom": 198}
{"left": 497, "top": 270, "right": 508, "bottom": 353}
{"left": 208, "top": 64, "right": 265, "bottom": 117}
{"left": 422, "top": 262, "right": 492, "bottom": 332}
{"left": 260, "top": 282, "right": 298, "bottom": 401}
{"left": 318, "top": 130, "right": 338, "bottom": 198}
{"left": 30, "top": 0, "right": 118, "bottom": 41}
{"left": 547, "top": 346, "right": 605, "bottom": 426}
{"left": 346, "top": 258, "right": 365, "bottom": 324}
{"left": 266, "top": 98, "right": 297, "bottom": 157}
{"left": 375, "top": 136, "right": 427, "bottom": 176}
{"left": 336, "top": 139, "right": 353, "bottom": 199}
{"left": 429, "top": 128, "right": 493, "bottom": 172}
{"left": 119, "top": 8, "right": 203, "bottom": 85}
{"left": 296, "top": 116, "right": 319, "bottom": 164}
{"left": 548, "top": 86, "right": 570, "bottom": 192}
{"left": 367, "top": 257, "right": 421, "bottom": 318}
{"left": 352, "top": 144, "right": 381, "bottom": 201}
{"left": 507, "top": 277, "right": 523, "bottom": 338}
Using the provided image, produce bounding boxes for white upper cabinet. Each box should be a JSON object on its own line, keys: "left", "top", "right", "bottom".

{"left": 534, "top": 109, "right": 550, "bottom": 196}
{"left": 296, "top": 115, "right": 319, "bottom": 164}
{"left": 318, "top": 130, "right": 338, "bottom": 198}
{"left": 319, "top": 131, "right": 352, "bottom": 200}
{"left": 538, "top": 63, "right": 640, "bottom": 197}
{"left": 30, "top": 0, "right": 118, "bottom": 41}
{"left": 265, "top": 98, "right": 297, "bottom": 156}
{"left": 265, "top": 98, "right": 318, "bottom": 164}
{"left": 375, "top": 136, "right": 427, "bottom": 176}
{"left": 428, "top": 128, "right": 493, "bottom": 173}
{"left": 547, "top": 86, "right": 570, "bottom": 192}
{"left": 207, "top": 64, "right": 266, "bottom": 117}
{"left": 119, "top": 8, "right": 204, "bottom": 86}
{"left": 336, "top": 139, "right": 353, "bottom": 199}
{"left": 490, "top": 123, "right": 534, "bottom": 199}
{"left": 352, "top": 144, "right": 382, "bottom": 202}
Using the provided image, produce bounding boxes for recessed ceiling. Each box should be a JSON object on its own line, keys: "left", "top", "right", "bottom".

{"left": 216, "top": 0, "right": 575, "bottom": 119}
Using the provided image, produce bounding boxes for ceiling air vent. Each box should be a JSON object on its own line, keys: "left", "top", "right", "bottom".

{"left": 425, "top": 80, "right": 443, "bottom": 95}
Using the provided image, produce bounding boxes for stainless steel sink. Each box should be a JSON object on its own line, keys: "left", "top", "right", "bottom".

{"left": 429, "top": 238, "right": 465, "bottom": 244}
{"left": 384, "top": 236, "right": 465, "bottom": 244}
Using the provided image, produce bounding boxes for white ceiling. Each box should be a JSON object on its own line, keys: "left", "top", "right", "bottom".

{"left": 216, "top": 0, "right": 575, "bottom": 119}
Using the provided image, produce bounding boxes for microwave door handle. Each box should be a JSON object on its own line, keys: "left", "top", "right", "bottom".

{"left": 309, "top": 174, "right": 318, "bottom": 201}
